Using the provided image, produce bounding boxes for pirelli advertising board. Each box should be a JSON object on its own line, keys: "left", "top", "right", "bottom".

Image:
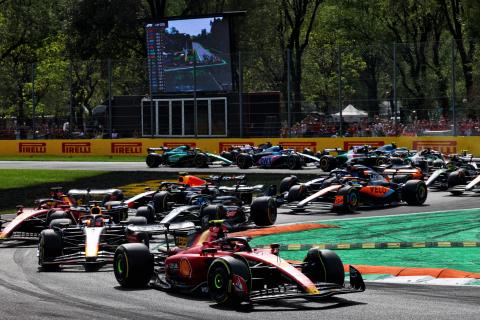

{"left": 0, "top": 137, "right": 476, "bottom": 156}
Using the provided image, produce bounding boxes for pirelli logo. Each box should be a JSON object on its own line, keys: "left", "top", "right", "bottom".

{"left": 218, "top": 142, "right": 255, "bottom": 152}
{"left": 19, "top": 142, "right": 46, "bottom": 153}
{"left": 111, "top": 142, "right": 142, "bottom": 154}
{"left": 163, "top": 142, "right": 196, "bottom": 148}
{"left": 62, "top": 142, "right": 91, "bottom": 154}
{"left": 343, "top": 141, "right": 384, "bottom": 150}
{"left": 412, "top": 140, "right": 457, "bottom": 154}
{"left": 279, "top": 141, "right": 317, "bottom": 152}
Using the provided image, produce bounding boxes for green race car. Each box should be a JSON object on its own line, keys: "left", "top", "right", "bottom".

{"left": 145, "top": 145, "right": 232, "bottom": 168}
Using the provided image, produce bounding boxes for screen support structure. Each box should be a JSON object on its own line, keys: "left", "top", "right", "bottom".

{"left": 193, "top": 49, "right": 198, "bottom": 138}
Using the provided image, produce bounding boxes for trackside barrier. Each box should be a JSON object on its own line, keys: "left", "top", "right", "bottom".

{"left": 0, "top": 137, "right": 476, "bottom": 156}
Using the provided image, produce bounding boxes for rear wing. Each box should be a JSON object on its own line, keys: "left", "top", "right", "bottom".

{"left": 320, "top": 148, "right": 345, "bottom": 155}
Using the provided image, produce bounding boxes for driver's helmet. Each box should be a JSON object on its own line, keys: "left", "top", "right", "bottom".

{"left": 94, "top": 216, "right": 104, "bottom": 227}
{"left": 348, "top": 165, "right": 368, "bottom": 178}
{"left": 433, "top": 158, "right": 444, "bottom": 168}
{"left": 446, "top": 161, "right": 456, "bottom": 170}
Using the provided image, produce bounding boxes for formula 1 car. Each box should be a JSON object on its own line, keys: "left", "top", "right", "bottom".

{"left": 426, "top": 158, "right": 479, "bottom": 192}
{"left": 145, "top": 145, "right": 232, "bottom": 168}
{"left": 407, "top": 148, "right": 446, "bottom": 173}
{"left": 113, "top": 222, "right": 365, "bottom": 305}
{"left": 127, "top": 174, "right": 277, "bottom": 230}
{"left": 317, "top": 146, "right": 389, "bottom": 172}
{"left": 0, "top": 188, "right": 128, "bottom": 241}
{"left": 38, "top": 205, "right": 148, "bottom": 272}
{"left": 280, "top": 165, "right": 427, "bottom": 213}
{"left": 234, "top": 146, "right": 321, "bottom": 170}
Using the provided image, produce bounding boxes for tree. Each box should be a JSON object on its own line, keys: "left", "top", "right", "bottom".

{"left": 438, "top": 0, "right": 480, "bottom": 104}
{"left": 278, "top": 0, "right": 324, "bottom": 122}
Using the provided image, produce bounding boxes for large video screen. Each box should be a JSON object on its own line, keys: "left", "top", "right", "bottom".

{"left": 146, "top": 16, "right": 233, "bottom": 93}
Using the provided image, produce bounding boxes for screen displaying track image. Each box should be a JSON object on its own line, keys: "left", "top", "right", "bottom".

{"left": 147, "top": 16, "right": 233, "bottom": 93}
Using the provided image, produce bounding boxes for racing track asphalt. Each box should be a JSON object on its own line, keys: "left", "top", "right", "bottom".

{"left": 0, "top": 161, "right": 479, "bottom": 319}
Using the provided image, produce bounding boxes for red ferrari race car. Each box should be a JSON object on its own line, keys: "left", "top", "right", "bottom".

{"left": 113, "top": 223, "right": 365, "bottom": 306}
{"left": 0, "top": 188, "right": 128, "bottom": 241}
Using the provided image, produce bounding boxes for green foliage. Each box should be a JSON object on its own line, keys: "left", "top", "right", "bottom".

{"left": 0, "top": 0, "right": 479, "bottom": 126}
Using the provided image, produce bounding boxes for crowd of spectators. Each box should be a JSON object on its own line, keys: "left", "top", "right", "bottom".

{"left": 0, "top": 119, "right": 109, "bottom": 140}
{"left": 2, "top": 114, "right": 480, "bottom": 139}
{"left": 280, "top": 114, "right": 480, "bottom": 137}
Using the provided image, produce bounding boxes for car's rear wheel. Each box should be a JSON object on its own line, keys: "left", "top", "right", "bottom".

{"left": 38, "top": 229, "right": 62, "bottom": 271}
{"left": 194, "top": 154, "right": 208, "bottom": 168}
{"left": 153, "top": 191, "right": 170, "bottom": 213}
{"left": 250, "top": 196, "right": 277, "bottom": 226}
{"left": 114, "top": 243, "right": 154, "bottom": 288}
{"left": 207, "top": 257, "right": 251, "bottom": 305}
{"left": 127, "top": 216, "right": 148, "bottom": 225}
{"left": 287, "top": 184, "right": 307, "bottom": 202}
{"left": 146, "top": 154, "right": 162, "bottom": 168}
{"left": 200, "top": 205, "right": 225, "bottom": 230}
{"left": 279, "top": 175, "right": 299, "bottom": 194}
{"left": 236, "top": 154, "right": 253, "bottom": 169}
{"left": 287, "top": 154, "right": 302, "bottom": 170}
{"left": 49, "top": 218, "right": 72, "bottom": 229}
{"left": 47, "top": 211, "right": 70, "bottom": 225}
{"left": 447, "top": 170, "right": 467, "bottom": 188}
{"left": 302, "top": 248, "right": 345, "bottom": 286}
{"left": 402, "top": 180, "right": 428, "bottom": 205}
{"left": 319, "top": 155, "right": 337, "bottom": 172}
{"left": 136, "top": 206, "right": 155, "bottom": 223}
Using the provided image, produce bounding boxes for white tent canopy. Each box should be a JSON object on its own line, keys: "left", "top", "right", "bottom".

{"left": 332, "top": 104, "right": 368, "bottom": 123}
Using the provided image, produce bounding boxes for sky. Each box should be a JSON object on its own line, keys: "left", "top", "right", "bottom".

{"left": 167, "top": 17, "right": 221, "bottom": 36}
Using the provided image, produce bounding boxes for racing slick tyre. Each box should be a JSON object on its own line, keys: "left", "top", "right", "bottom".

{"left": 153, "top": 191, "right": 171, "bottom": 213}
{"left": 49, "top": 218, "right": 72, "bottom": 229}
{"left": 375, "top": 157, "right": 388, "bottom": 167}
{"left": 302, "top": 248, "right": 345, "bottom": 286}
{"left": 287, "top": 184, "right": 308, "bottom": 202}
{"left": 194, "top": 154, "right": 209, "bottom": 168}
{"left": 200, "top": 205, "right": 226, "bottom": 230}
{"left": 127, "top": 216, "right": 148, "bottom": 225}
{"left": 402, "top": 180, "right": 428, "bottom": 205}
{"left": 38, "top": 229, "right": 62, "bottom": 271}
{"left": 135, "top": 205, "right": 155, "bottom": 224}
{"left": 332, "top": 186, "right": 359, "bottom": 213}
{"left": 250, "top": 196, "right": 277, "bottom": 226}
{"left": 279, "top": 175, "right": 299, "bottom": 194}
{"left": 447, "top": 170, "right": 467, "bottom": 189}
{"left": 287, "top": 154, "right": 302, "bottom": 170}
{"left": 46, "top": 211, "right": 70, "bottom": 225}
{"left": 236, "top": 153, "right": 253, "bottom": 169}
{"left": 114, "top": 243, "right": 154, "bottom": 288}
{"left": 146, "top": 153, "right": 162, "bottom": 168}
{"left": 319, "top": 155, "right": 337, "bottom": 172}
{"left": 207, "top": 256, "right": 251, "bottom": 305}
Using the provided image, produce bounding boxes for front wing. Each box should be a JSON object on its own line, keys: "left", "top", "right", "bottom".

{"left": 249, "top": 266, "right": 365, "bottom": 302}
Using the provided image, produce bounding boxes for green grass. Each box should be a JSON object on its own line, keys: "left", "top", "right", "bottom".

{"left": 0, "top": 155, "right": 144, "bottom": 161}
{"left": 0, "top": 169, "right": 104, "bottom": 190}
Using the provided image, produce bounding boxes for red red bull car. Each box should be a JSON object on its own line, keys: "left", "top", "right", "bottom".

{"left": 113, "top": 223, "right": 365, "bottom": 305}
